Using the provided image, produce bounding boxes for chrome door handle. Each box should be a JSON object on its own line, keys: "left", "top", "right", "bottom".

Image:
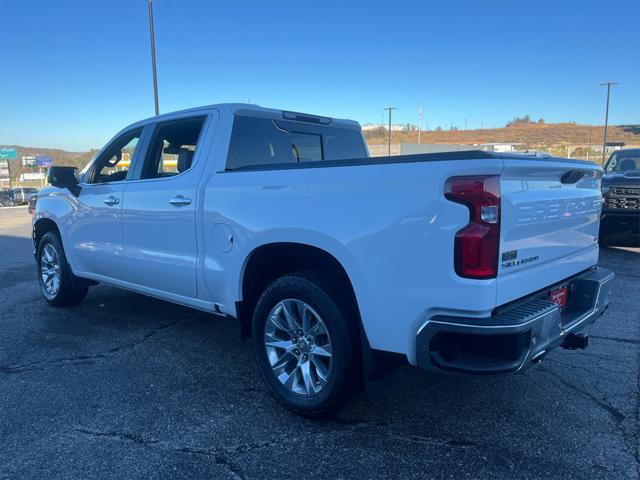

{"left": 169, "top": 195, "right": 191, "bottom": 207}
{"left": 103, "top": 196, "right": 120, "bottom": 206}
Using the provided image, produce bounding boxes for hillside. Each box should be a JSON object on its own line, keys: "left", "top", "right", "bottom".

{"left": 364, "top": 123, "right": 640, "bottom": 150}
{"left": 0, "top": 146, "right": 97, "bottom": 180}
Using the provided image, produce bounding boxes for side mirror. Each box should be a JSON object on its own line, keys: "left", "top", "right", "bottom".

{"left": 48, "top": 166, "right": 81, "bottom": 196}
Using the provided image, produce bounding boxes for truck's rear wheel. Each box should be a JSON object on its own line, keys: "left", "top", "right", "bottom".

{"left": 37, "top": 231, "right": 88, "bottom": 306}
{"left": 252, "top": 273, "right": 357, "bottom": 417}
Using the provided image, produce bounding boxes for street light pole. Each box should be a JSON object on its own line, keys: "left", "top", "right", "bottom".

{"left": 384, "top": 107, "right": 397, "bottom": 156}
{"left": 599, "top": 82, "right": 619, "bottom": 164}
{"left": 147, "top": 0, "right": 160, "bottom": 116}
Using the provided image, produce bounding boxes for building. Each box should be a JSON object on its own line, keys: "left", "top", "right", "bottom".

{"left": 475, "top": 142, "right": 522, "bottom": 153}
{"left": 399, "top": 143, "right": 478, "bottom": 155}
{"left": 604, "top": 141, "right": 625, "bottom": 154}
{"left": 19, "top": 172, "right": 45, "bottom": 182}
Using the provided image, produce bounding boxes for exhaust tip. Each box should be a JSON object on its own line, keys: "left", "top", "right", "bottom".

{"left": 532, "top": 351, "right": 546, "bottom": 364}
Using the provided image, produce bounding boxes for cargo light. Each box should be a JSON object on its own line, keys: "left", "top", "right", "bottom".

{"left": 444, "top": 176, "right": 501, "bottom": 279}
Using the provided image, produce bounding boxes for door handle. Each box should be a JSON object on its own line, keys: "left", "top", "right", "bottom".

{"left": 169, "top": 195, "right": 191, "bottom": 207}
{"left": 103, "top": 196, "right": 120, "bottom": 206}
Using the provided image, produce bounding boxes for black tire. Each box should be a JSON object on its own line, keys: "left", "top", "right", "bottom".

{"left": 36, "top": 231, "right": 89, "bottom": 306}
{"left": 252, "top": 272, "right": 358, "bottom": 417}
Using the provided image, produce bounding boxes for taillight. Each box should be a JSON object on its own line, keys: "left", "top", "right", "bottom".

{"left": 444, "top": 176, "right": 500, "bottom": 279}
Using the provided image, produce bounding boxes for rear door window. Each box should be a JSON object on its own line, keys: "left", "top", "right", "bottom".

{"left": 139, "top": 117, "right": 206, "bottom": 180}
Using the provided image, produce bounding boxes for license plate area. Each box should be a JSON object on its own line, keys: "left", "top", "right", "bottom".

{"left": 548, "top": 284, "right": 569, "bottom": 308}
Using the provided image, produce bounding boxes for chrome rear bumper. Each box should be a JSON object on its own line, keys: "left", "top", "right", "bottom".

{"left": 416, "top": 267, "right": 615, "bottom": 374}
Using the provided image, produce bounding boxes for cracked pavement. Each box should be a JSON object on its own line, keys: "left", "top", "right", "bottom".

{"left": 1, "top": 207, "right": 639, "bottom": 479}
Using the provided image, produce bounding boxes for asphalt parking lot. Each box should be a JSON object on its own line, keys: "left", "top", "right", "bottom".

{"left": 0, "top": 206, "right": 638, "bottom": 480}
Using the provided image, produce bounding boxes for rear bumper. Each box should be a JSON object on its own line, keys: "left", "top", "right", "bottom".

{"left": 415, "top": 267, "right": 614, "bottom": 374}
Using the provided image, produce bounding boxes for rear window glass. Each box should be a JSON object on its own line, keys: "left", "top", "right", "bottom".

{"left": 291, "top": 132, "right": 322, "bottom": 162}
{"left": 605, "top": 150, "right": 640, "bottom": 173}
{"left": 226, "top": 116, "right": 366, "bottom": 170}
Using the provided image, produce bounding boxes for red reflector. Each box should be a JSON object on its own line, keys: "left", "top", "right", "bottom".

{"left": 445, "top": 176, "right": 500, "bottom": 279}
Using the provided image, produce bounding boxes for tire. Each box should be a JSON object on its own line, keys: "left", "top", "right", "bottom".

{"left": 252, "top": 272, "right": 358, "bottom": 417}
{"left": 37, "top": 231, "right": 89, "bottom": 306}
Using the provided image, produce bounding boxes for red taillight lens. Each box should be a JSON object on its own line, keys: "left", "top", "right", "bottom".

{"left": 445, "top": 176, "right": 500, "bottom": 279}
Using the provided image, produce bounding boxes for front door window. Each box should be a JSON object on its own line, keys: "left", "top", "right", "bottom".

{"left": 88, "top": 129, "right": 142, "bottom": 183}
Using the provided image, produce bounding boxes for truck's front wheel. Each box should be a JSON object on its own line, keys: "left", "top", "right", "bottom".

{"left": 37, "top": 231, "right": 89, "bottom": 306}
{"left": 252, "top": 273, "right": 357, "bottom": 417}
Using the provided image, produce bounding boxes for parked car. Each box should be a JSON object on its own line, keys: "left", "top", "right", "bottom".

{"left": 33, "top": 103, "right": 614, "bottom": 416}
{"left": 8, "top": 187, "right": 39, "bottom": 206}
{"left": 600, "top": 148, "right": 640, "bottom": 246}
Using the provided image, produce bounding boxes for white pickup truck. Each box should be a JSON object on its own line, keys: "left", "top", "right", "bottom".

{"left": 34, "top": 103, "right": 614, "bottom": 416}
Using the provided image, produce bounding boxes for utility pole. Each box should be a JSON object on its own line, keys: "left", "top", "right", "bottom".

{"left": 147, "top": 0, "right": 160, "bottom": 115}
{"left": 418, "top": 104, "right": 424, "bottom": 144}
{"left": 599, "top": 82, "right": 619, "bottom": 164}
{"left": 384, "top": 107, "right": 397, "bottom": 156}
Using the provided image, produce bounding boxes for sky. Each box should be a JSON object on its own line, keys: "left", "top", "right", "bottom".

{"left": 1, "top": 0, "right": 639, "bottom": 151}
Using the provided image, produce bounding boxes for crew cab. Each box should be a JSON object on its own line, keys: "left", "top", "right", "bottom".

{"left": 33, "top": 104, "right": 614, "bottom": 415}
{"left": 600, "top": 148, "right": 640, "bottom": 246}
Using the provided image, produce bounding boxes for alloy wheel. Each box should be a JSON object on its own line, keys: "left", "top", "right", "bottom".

{"left": 264, "top": 299, "right": 333, "bottom": 396}
{"left": 40, "top": 243, "right": 61, "bottom": 298}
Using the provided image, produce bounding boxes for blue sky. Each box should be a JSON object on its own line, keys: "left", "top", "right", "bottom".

{"left": 1, "top": 0, "right": 639, "bottom": 151}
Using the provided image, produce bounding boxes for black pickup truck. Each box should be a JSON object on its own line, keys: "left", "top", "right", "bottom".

{"left": 600, "top": 148, "right": 640, "bottom": 246}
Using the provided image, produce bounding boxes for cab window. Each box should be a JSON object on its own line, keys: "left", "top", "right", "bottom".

{"left": 226, "top": 116, "right": 366, "bottom": 170}
{"left": 89, "top": 129, "right": 142, "bottom": 184}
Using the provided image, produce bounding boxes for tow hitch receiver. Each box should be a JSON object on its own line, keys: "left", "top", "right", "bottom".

{"left": 562, "top": 333, "right": 589, "bottom": 350}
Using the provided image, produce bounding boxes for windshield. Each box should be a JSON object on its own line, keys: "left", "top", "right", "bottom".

{"left": 605, "top": 150, "right": 640, "bottom": 173}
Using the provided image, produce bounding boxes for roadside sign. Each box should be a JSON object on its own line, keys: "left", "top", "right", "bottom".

{"left": 0, "top": 147, "right": 17, "bottom": 159}
{"left": 36, "top": 156, "right": 53, "bottom": 167}
{"left": 20, "top": 172, "right": 45, "bottom": 181}
{"left": 0, "top": 160, "right": 8, "bottom": 169}
{"left": 0, "top": 168, "right": 9, "bottom": 176}
{"left": 23, "top": 156, "right": 37, "bottom": 167}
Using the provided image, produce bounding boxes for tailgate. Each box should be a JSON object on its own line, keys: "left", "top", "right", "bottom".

{"left": 497, "top": 158, "right": 602, "bottom": 305}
